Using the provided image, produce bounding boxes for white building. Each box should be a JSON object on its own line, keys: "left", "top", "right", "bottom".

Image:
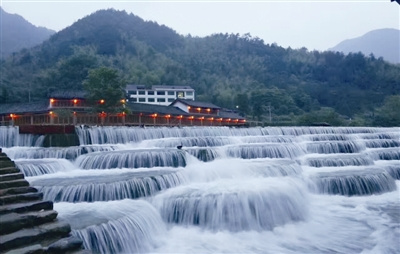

{"left": 126, "top": 85, "right": 195, "bottom": 106}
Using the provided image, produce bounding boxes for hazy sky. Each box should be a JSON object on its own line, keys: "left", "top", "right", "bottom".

{"left": 1, "top": 0, "right": 399, "bottom": 51}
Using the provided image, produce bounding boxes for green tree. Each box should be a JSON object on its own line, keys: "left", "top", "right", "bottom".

{"left": 83, "top": 67, "right": 126, "bottom": 112}
{"left": 373, "top": 95, "right": 400, "bottom": 126}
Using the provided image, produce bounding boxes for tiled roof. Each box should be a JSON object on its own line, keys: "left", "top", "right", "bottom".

{"left": 126, "top": 84, "right": 194, "bottom": 90}
{"left": 127, "top": 103, "right": 188, "bottom": 115}
{"left": 49, "top": 90, "right": 87, "bottom": 99}
{"left": 0, "top": 101, "right": 49, "bottom": 115}
{"left": 219, "top": 109, "right": 246, "bottom": 120}
{"left": 171, "top": 99, "right": 220, "bottom": 109}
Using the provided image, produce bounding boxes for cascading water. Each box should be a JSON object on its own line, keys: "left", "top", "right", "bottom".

{"left": 1, "top": 126, "right": 399, "bottom": 254}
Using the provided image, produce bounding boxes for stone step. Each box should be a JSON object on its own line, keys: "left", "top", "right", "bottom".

{"left": 3, "top": 244, "right": 45, "bottom": 254}
{"left": 0, "top": 192, "right": 43, "bottom": 206}
{"left": 0, "top": 154, "right": 12, "bottom": 161}
{"left": 0, "top": 221, "right": 71, "bottom": 252}
{"left": 0, "top": 200, "right": 53, "bottom": 215}
{"left": 0, "top": 210, "right": 58, "bottom": 235}
{"left": 0, "top": 167, "right": 20, "bottom": 175}
{"left": 0, "top": 186, "right": 38, "bottom": 197}
{"left": 0, "top": 179, "right": 30, "bottom": 190}
{"left": 0, "top": 160, "right": 15, "bottom": 168}
{"left": 3, "top": 236, "right": 88, "bottom": 254}
{"left": 0, "top": 173, "right": 24, "bottom": 182}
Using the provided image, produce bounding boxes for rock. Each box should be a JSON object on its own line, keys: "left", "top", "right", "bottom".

{"left": 0, "top": 201, "right": 53, "bottom": 215}
{"left": 0, "top": 173, "right": 25, "bottom": 182}
{"left": 0, "top": 221, "right": 71, "bottom": 252}
{"left": 0, "top": 210, "right": 58, "bottom": 235}
{"left": 0, "top": 179, "right": 30, "bottom": 190}
{"left": 47, "top": 235, "right": 84, "bottom": 254}
{"left": 0, "top": 192, "right": 43, "bottom": 206}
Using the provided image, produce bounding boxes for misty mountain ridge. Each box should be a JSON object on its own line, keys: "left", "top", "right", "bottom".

{"left": 329, "top": 28, "right": 400, "bottom": 64}
{"left": 0, "top": 7, "right": 55, "bottom": 58}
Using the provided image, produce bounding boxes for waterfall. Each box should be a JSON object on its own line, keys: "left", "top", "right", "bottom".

{"left": 15, "top": 158, "right": 75, "bottom": 176}
{"left": 0, "top": 126, "right": 44, "bottom": 147}
{"left": 31, "top": 169, "right": 185, "bottom": 202}
{"left": 75, "top": 149, "right": 187, "bottom": 169}
{"left": 152, "top": 178, "right": 308, "bottom": 232}
{"left": 3, "top": 126, "right": 398, "bottom": 253}
{"left": 55, "top": 200, "right": 166, "bottom": 254}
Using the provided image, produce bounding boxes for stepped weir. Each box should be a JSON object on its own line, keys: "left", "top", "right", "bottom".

{"left": 0, "top": 150, "right": 87, "bottom": 253}
{"left": 0, "top": 125, "right": 399, "bottom": 253}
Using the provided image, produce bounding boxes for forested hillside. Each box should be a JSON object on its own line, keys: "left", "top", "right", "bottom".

{"left": 1, "top": 9, "right": 399, "bottom": 126}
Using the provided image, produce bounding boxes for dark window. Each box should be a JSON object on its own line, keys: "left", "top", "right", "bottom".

{"left": 157, "top": 91, "right": 165, "bottom": 95}
{"left": 186, "top": 91, "right": 193, "bottom": 96}
{"left": 138, "top": 91, "right": 145, "bottom": 95}
{"left": 157, "top": 98, "right": 166, "bottom": 102}
{"left": 139, "top": 98, "right": 146, "bottom": 102}
{"left": 148, "top": 98, "right": 155, "bottom": 102}
{"left": 168, "top": 98, "right": 175, "bottom": 102}
{"left": 148, "top": 91, "right": 155, "bottom": 95}
{"left": 167, "top": 91, "right": 175, "bottom": 96}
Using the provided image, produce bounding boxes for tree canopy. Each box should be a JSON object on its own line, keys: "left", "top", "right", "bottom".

{"left": 1, "top": 9, "right": 399, "bottom": 126}
{"left": 83, "top": 67, "right": 126, "bottom": 112}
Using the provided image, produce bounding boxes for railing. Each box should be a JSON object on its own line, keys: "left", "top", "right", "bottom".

{"left": 6, "top": 113, "right": 246, "bottom": 127}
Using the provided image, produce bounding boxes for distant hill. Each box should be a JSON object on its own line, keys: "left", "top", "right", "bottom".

{"left": 329, "top": 28, "right": 400, "bottom": 64}
{"left": 0, "top": 7, "right": 55, "bottom": 58}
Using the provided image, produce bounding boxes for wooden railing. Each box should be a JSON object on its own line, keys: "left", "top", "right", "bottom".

{"left": 4, "top": 113, "right": 246, "bottom": 127}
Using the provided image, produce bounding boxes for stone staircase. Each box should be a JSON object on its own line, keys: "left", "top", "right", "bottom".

{"left": 0, "top": 151, "right": 89, "bottom": 254}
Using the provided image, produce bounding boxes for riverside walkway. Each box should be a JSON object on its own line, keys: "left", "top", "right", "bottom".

{"left": 0, "top": 150, "right": 88, "bottom": 253}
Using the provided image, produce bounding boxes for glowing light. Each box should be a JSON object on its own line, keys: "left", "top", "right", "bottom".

{"left": 73, "top": 99, "right": 78, "bottom": 104}
{"left": 206, "top": 108, "right": 211, "bottom": 112}
{"left": 73, "top": 112, "right": 77, "bottom": 115}
{"left": 152, "top": 113, "right": 158, "bottom": 118}
{"left": 9, "top": 114, "right": 14, "bottom": 118}
{"left": 99, "top": 99, "right": 105, "bottom": 104}
{"left": 188, "top": 106, "right": 191, "bottom": 110}
{"left": 177, "top": 115, "right": 183, "bottom": 119}
{"left": 120, "top": 99, "right": 126, "bottom": 104}
{"left": 188, "top": 116, "right": 194, "bottom": 120}
{"left": 50, "top": 98, "right": 55, "bottom": 103}
{"left": 197, "top": 107, "right": 201, "bottom": 111}
{"left": 49, "top": 111, "right": 53, "bottom": 115}
{"left": 165, "top": 115, "right": 171, "bottom": 118}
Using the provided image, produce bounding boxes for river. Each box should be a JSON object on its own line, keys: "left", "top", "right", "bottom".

{"left": 1, "top": 126, "right": 399, "bottom": 253}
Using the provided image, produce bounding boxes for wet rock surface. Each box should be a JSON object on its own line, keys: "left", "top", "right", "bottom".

{"left": 0, "top": 152, "right": 88, "bottom": 253}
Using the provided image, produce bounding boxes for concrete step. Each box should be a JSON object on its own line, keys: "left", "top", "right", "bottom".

{"left": 0, "top": 221, "right": 71, "bottom": 252}
{"left": 0, "top": 154, "right": 12, "bottom": 161}
{"left": 0, "top": 186, "right": 38, "bottom": 197}
{"left": 0, "top": 192, "right": 43, "bottom": 206}
{"left": 0, "top": 173, "right": 25, "bottom": 182}
{"left": 0, "top": 160, "right": 15, "bottom": 168}
{"left": 0, "top": 179, "right": 30, "bottom": 190}
{"left": 0, "top": 200, "right": 53, "bottom": 215}
{"left": 0, "top": 167, "right": 20, "bottom": 175}
{"left": 0, "top": 210, "right": 58, "bottom": 235}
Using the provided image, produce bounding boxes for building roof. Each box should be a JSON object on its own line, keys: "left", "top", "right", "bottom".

{"left": 126, "top": 84, "right": 193, "bottom": 91}
{"left": 127, "top": 103, "right": 188, "bottom": 115}
{"left": 171, "top": 99, "right": 220, "bottom": 109}
{"left": 49, "top": 90, "right": 87, "bottom": 99}
{"left": 0, "top": 101, "right": 49, "bottom": 115}
{"left": 218, "top": 109, "right": 246, "bottom": 120}
{"left": 152, "top": 85, "right": 193, "bottom": 90}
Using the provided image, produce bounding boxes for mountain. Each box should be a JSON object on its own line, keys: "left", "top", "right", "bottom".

{"left": 329, "top": 28, "right": 400, "bottom": 64}
{"left": 1, "top": 9, "right": 399, "bottom": 126}
{"left": 0, "top": 7, "right": 55, "bottom": 58}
